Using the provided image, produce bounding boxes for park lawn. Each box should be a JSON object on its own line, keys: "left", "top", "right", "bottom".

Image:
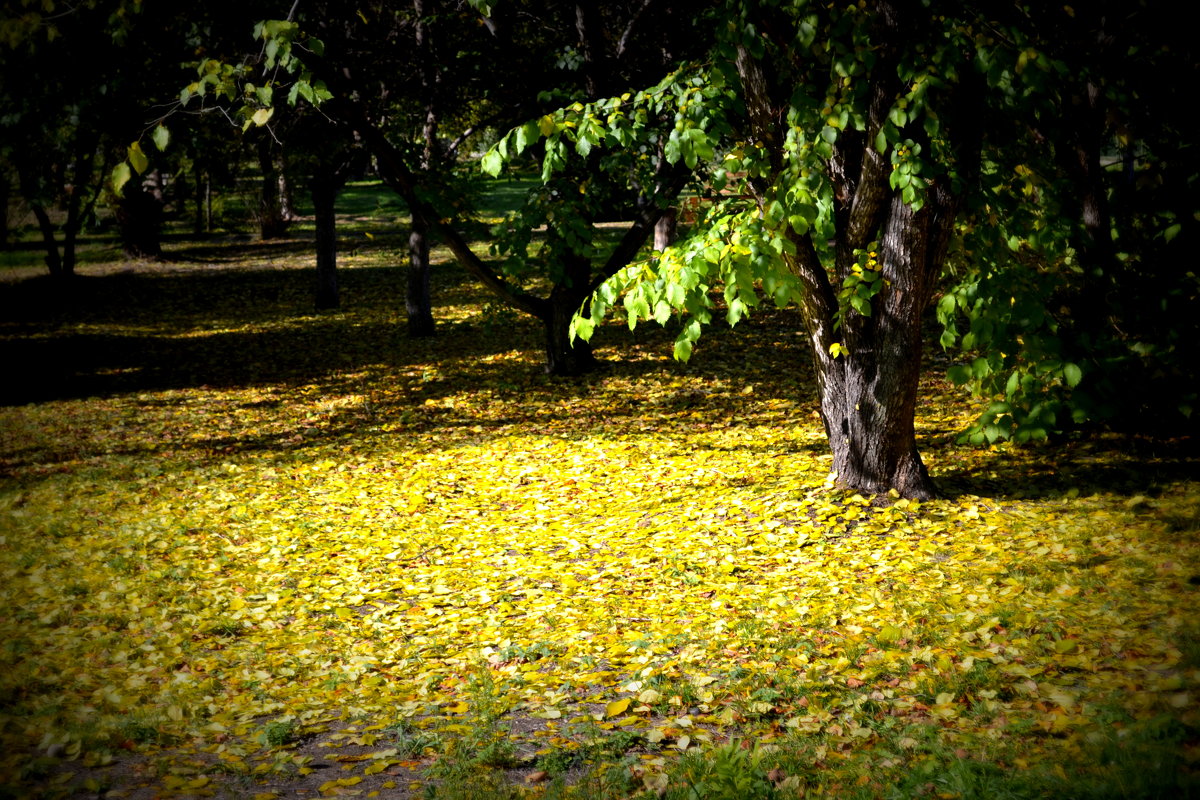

{"left": 0, "top": 187, "right": 1198, "bottom": 798}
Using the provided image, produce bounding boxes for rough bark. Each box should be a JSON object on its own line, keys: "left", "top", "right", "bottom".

{"left": 654, "top": 207, "right": 677, "bottom": 253}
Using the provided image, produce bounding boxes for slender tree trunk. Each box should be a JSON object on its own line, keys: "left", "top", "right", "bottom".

{"left": 193, "top": 170, "right": 205, "bottom": 236}
{"left": 28, "top": 202, "right": 65, "bottom": 277}
{"left": 406, "top": 213, "right": 436, "bottom": 336}
{"left": 0, "top": 171, "right": 10, "bottom": 249}
{"left": 278, "top": 171, "right": 297, "bottom": 222}
{"left": 312, "top": 166, "right": 340, "bottom": 310}
{"left": 405, "top": 0, "right": 439, "bottom": 336}
{"left": 257, "top": 138, "right": 289, "bottom": 240}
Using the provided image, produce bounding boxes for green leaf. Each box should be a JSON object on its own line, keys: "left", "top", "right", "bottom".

{"left": 514, "top": 122, "right": 537, "bottom": 154}
{"left": 251, "top": 107, "right": 274, "bottom": 126}
{"left": 673, "top": 337, "right": 693, "bottom": 362}
{"left": 653, "top": 300, "right": 672, "bottom": 326}
{"left": 111, "top": 162, "right": 131, "bottom": 196}
{"left": 570, "top": 315, "right": 595, "bottom": 342}
{"left": 947, "top": 365, "right": 972, "bottom": 385}
{"left": 481, "top": 149, "right": 504, "bottom": 178}
{"left": 874, "top": 128, "right": 888, "bottom": 154}
{"left": 151, "top": 125, "right": 170, "bottom": 152}
{"left": 1062, "top": 363, "right": 1082, "bottom": 388}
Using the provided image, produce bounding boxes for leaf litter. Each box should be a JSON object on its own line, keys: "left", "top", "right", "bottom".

{"left": 0, "top": 238, "right": 1198, "bottom": 798}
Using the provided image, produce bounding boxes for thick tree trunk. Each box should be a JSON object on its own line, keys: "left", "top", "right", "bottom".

{"left": 406, "top": 214, "right": 436, "bottom": 336}
{"left": 654, "top": 207, "right": 677, "bottom": 253}
{"left": 1059, "top": 81, "right": 1118, "bottom": 334}
{"left": 312, "top": 167, "right": 339, "bottom": 310}
{"left": 402, "top": 0, "right": 439, "bottom": 337}
{"left": 732, "top": 0, "right": 978, "bottom": 499}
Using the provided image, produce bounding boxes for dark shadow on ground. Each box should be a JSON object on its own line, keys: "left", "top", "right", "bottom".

{"left": 935, "top": 434, "right": 1200, "bottom": 501}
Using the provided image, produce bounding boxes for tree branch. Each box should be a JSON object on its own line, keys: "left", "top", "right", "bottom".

{"left": 333, "top": 97, "right": 549, "bottom": 319}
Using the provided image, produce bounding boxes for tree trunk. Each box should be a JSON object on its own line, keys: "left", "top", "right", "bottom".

{"left": 406, "top": 214, "right": 436, "bottom": 336}
{"left": 542, "top": 251, "right": 598, "bottom": 375}
{"left": 0, "top": 171, "right": 9, "bottom": 249}
{"left": 789, "top": 197, "right": 947, "bottom": 500}
{"left": 403, "top": 0, "right": 439, "bottom": 337}
{"left": 654, "top": 207, "right": 677, "bottom": 253}
{"left": 116, "top": 185, "right": 163, "bottom": 258}
{"left": 28, "top": 202, "right": 66, "bottom": 278}
{"left": 257, "top": 139, "right": 289, "bottom": 240}
{"left": 312, "top": 166, "right": 339, "bottom": 310}
{"left": 732, "top": 0, "right": 979, "bottom": 499}
{"left": 193, "top": 170, "right": 206, "bottom": 236}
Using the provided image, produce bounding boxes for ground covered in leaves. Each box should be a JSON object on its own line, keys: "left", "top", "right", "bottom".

{"left": 1, "top": 192, "right": 1198, "bottom": 798}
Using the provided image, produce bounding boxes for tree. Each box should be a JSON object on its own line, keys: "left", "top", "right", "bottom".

{"left": 1, "top": 1, "right": 193, "bottom": 276}
{"left": 935, "top": 3, "right": 1200, "bottom": 442}
{"left": 568, "top": 1, "right": 983, "bottom": 497}
{"left": 292, "top": 0, "right": 705, "bottom": 370}
{"left": 567, "top": 1, "right": 1193, "bottom": 497}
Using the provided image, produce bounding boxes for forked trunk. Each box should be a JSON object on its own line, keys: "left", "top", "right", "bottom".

{"left": 788, "top": 187, "right": 960, "bottom": 500}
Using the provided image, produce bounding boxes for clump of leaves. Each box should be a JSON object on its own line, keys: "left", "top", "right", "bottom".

{"left": 256, "top": 718, "right": 299, "bottom": 747}
{"left": 660, "top": 740, "right": 784, "bottom": 800}
{"left": 382, "top": 719, "right": 442, "bottom": 758}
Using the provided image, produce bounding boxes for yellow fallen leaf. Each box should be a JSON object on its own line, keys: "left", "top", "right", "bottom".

{"left": 605, "top": 698, "right": 631, "bottom": 718}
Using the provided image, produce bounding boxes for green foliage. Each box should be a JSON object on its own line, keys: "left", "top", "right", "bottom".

{"left": 834, "top": 244, "right": 885, "bottom": 330}
{"left": 256, "top": 718, "right": 299, "bottom": 747}
{"left": 661, "top": 740, "right": 783, "bottom": 800}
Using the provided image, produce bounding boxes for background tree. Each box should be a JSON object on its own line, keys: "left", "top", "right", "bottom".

{"left": 1, "top": 1, "right": 196, "bottom": 274}
{"left": 936, "top": 2, "right": 1200, "bottom": 442}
